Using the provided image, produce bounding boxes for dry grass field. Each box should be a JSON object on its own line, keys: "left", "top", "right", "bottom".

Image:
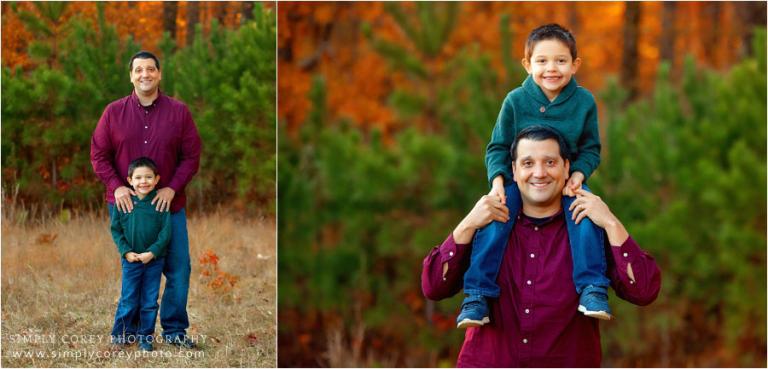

{"left": 1, "top": 208, "right": 276, "bottom": 367}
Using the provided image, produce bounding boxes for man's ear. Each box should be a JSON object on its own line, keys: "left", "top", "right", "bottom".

{"left": 564, "top": 159, "right": 570, "bottom": 176}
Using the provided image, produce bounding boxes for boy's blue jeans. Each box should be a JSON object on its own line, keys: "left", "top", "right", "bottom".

{"left": 108, "top": 205, "right": 192, "bottom": 341}
{"left": 111, "top": 257, "right": 165, "bottom": 343}
{"left": 463, "top": 184, "right": 609, "bottom": 298}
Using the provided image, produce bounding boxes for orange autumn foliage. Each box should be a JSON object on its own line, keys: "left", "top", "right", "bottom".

{"left": 278, "top": 2, "right": 759, "bottom": 135}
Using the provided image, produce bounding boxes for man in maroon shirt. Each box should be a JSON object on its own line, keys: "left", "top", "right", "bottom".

{"left": 421, "top": 126, "right": 661, "bottom": 367}
{"left": 91, "top": 51, "right": 202, "bottom": 348}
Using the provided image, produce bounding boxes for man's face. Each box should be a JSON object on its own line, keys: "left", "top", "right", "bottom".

{"left": 512, "top": 138, "right": 569, "bottom": 211}
{"left": 130, "top": 58, "right": 161, "bottom": 95}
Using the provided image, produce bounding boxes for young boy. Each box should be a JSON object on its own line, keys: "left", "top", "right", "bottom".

{"left": 457, "top": 24, "right": 612, "bottom": 328}
{"left": 110, "top": 157, "right": 171, "bottom": 351}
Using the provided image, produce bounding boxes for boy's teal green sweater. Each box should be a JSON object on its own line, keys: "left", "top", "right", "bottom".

{"left": 486, "top": 75, "right": 601, "bottom": 185}
{"left": 110, "top": 189, "right": 171, "bottom": 259}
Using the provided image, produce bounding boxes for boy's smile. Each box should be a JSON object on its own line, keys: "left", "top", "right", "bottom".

{"left": 127, "top": 166, "right": 159, "bottom": 199}
{"left": 523, "top": 39, "right": 581, "bottom": 102}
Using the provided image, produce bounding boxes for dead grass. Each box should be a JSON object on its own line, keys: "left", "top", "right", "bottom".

{"left": 1, "top": 209, "right": 276, "bottom": 367}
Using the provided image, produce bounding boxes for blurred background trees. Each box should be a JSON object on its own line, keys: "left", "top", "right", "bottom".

{"left": 278, "top": 2, "right": 766, "bottom": 367}
{"left": 2, "top": 1, "right": 276, "bottom": 217}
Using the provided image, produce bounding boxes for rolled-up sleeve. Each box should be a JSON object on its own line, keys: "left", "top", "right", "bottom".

{"left": 607, "top": 236, "right": 662, "bottom": 306}
{"left": 421, "top": 234, "right": 472, "bottom": 301}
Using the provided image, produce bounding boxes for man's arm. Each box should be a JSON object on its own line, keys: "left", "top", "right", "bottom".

{"left": 421, "top": 195, "right": 509, "bottom": 300}
{"left": 568, "top": 189, "right": 661, "bottom": 305}
{"left": 167, "top": 105, "right": 202, "bottom": 193}
{"left": 91, "top": 106, "right": 135, "bottom": 212}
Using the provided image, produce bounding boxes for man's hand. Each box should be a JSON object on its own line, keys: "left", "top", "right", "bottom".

{"left": 125, "top": 252, "right": 140, "bottom": 262}
{"left": 568, "top": 189, "right": 629, "bottom": 246}
{"left": 490, "top": 175, "right": 507, "bottom": 205}
{"left": 151, "top": 187, "right": 175, "bottom": 212}
{"left": 452, "top": 194, "right": 510, "bottom": 244}
{"left": 137, "top": 252, "right": 155, "bottom": 264}
{"left": 114, "top": 186, "right": 136, "bottom": 213}
{"left": 563, "top": 171, "right": 585, "bottom": 197}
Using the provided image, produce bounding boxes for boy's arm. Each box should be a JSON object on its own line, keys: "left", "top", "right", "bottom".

{"left": 109, "top": 207, "right": 132, "bottom": 258}
{"left": 485, "top": 93, "right": 516, "bottom": 186}
{"left": 147, "top": 211, "right": 172, "bottom": 258}
{"left": 570, "top": 98, "right": 601, "bottom": 180}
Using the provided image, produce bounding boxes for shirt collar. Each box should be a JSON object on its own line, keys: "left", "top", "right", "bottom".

{"left": 522, "top": 74, "right": 579, "bottom": 106}
{"left": 132, "top": 189, "right": 158, "bottom": 203}
{"left": 516, "top": 209, "right": 564, "bottom": 227}
{"left": 130, "top": 89, "right": 163, "bottom": 109}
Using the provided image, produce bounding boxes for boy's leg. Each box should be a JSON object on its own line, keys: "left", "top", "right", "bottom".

{"left": 562, "top": 184, "right": 612, "bottom": 319}
{"left": 160, "top": 209, "right": 193, "bottom": 344}
{"left": 138, "top": 258, "right": 164, "bottom": 350}
{"left": 108, "top": 204, "right": 140, "bottom": 338}
{"left": 458, "top": 185, "right": 521, "bottom": 328}
{"left": 111, "top": 259, "right": 142, "bottom": 344}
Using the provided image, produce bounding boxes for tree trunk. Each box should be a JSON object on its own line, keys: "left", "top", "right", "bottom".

{"left": 186, "top": 1, "right": 200, "bottom": 46}
{"left": 212, "top": 1, "right": 227, "bottom": 25}
{"left": 621, "top": 1, "right": 640, "bottom": 100}
{"left": 163, "top": 2, "right": 178, "bottom": 41}
{"left": 241, "top": 1, "right": 255, "bottom": 24}
{"left": 659, "top": 2, "right": 676, "bottom": 65}
{"left": 702, "top": 2, "right": 721, "bottom": 67}
{"left": 734, "top": 2, "right": 767, "bottom": 58}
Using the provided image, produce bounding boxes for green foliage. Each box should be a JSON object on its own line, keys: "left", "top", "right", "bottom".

{"left": 594, "top": 28, "right": 766, "bottom": 366}
{"left": 1, "top": 4, "right": 276, "bottom": 215}
{"left": 279, "top": 5, "right": 527, "bottom": 365}
{"left": 279, "top": 19, "right": 767, "bottom": 367}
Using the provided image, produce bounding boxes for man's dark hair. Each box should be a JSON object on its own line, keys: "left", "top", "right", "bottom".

{"left": 127, "top": 157, "right": 159, "bottom": 177}
{"left": 510, "top": 125, "right": 571, "bottom": 163}
{"left": 524, "top": 23, "right": 577, "bottom": 61}
{"left": 129, "top": 50, "right": 161, "bottom": 72}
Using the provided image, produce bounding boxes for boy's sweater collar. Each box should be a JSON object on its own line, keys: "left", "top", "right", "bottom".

{"left": 132, "top": 189, "right": 158, "bottom": 203}
{"left": 522, "top": 74, "right": 579, "bottom": 106}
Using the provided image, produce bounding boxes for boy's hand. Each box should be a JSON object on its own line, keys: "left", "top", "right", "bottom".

{"left": 137, "top": 252, "right": 155, "bottom": 264}
{"left": 125, "top": 252, "right": 139, "bottom": 262}
{"left": 564, "top": 171, "right": 585, "bottom": 197}
{"left": 489, "top": 175, "right": 507, "bottom": 204}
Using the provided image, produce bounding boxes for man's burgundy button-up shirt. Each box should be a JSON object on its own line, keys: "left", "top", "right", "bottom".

{"left": 421, "top": 212, "right": 661, "bottom": 367}
{"left": 91, "top": 91, "right": 202, "bottom": 213}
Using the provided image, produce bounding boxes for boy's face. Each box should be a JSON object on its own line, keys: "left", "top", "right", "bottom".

{"left": 127, "top": 166, "right": 159, "bottom": 197}
{"left": 522, "top": 39, "right": 581, "bottom": 101}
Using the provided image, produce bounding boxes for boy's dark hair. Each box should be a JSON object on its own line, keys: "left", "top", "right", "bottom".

{"left": 524, "top": 24, "right": 577, "bottom": 61}
{"left": 127, "top": 157, "right": 159, "bottom": 177}
{"left": 510, "top": 125, "right": 571, "bottom": 163}
{"left": 129, "top": 50, "right": 161, "bottom": 72}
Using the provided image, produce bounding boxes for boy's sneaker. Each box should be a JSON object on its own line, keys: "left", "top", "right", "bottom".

{"left": 138, "top": 341, "right": 153, "bottom": 352}
{"left": 165, "top": 335, "right": 197, "bottom": 349}
{"left": 577, "top": 285, "right": 613, "bottom": 320}
{"left": 456, "top": 295, "right": 490, "bottom": 329}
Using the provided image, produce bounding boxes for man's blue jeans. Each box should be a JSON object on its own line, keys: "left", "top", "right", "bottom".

{"left": 111, "top": 257, "right": 164, "bottom": 343}
{"left": 463, "top": 184, "right": 609, "bottom": 298}
{"left": 108, "top": 205, "right": 191, "bottom": 341}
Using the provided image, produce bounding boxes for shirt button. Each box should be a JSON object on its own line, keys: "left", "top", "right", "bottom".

{"left": 623, "top": 252, "right": 629, "bottom": 257}
{"left": 442, "top": 277, "right": 447, "bottom": 281}
{"left": 530, "top": 253, "right": 535, "bottom": 259}
{"left": 145, "top": 126, "right": 149, "bottom": 129}
{"left": 629, "top": 280, "right": 635, "bottom": 284}
{"left": 522, "top": 338, "right": 528, "bottom": 344}
{"left": 449, "top": 251, "right": 454, "bottom": 257}
{"left": 526, "top": 280, "right": 532, "bottom": 285}
{"left": 524, "top": 308, "right": 530, "bottom": 314}
{"left": 534, "top": 226, "right": 539, "bottom": 231}
{"left": 539, "top": 106, "right": 546, "bottom": 113}
{"left": 144, "top": 140, "right": 148, "bottom": 144}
